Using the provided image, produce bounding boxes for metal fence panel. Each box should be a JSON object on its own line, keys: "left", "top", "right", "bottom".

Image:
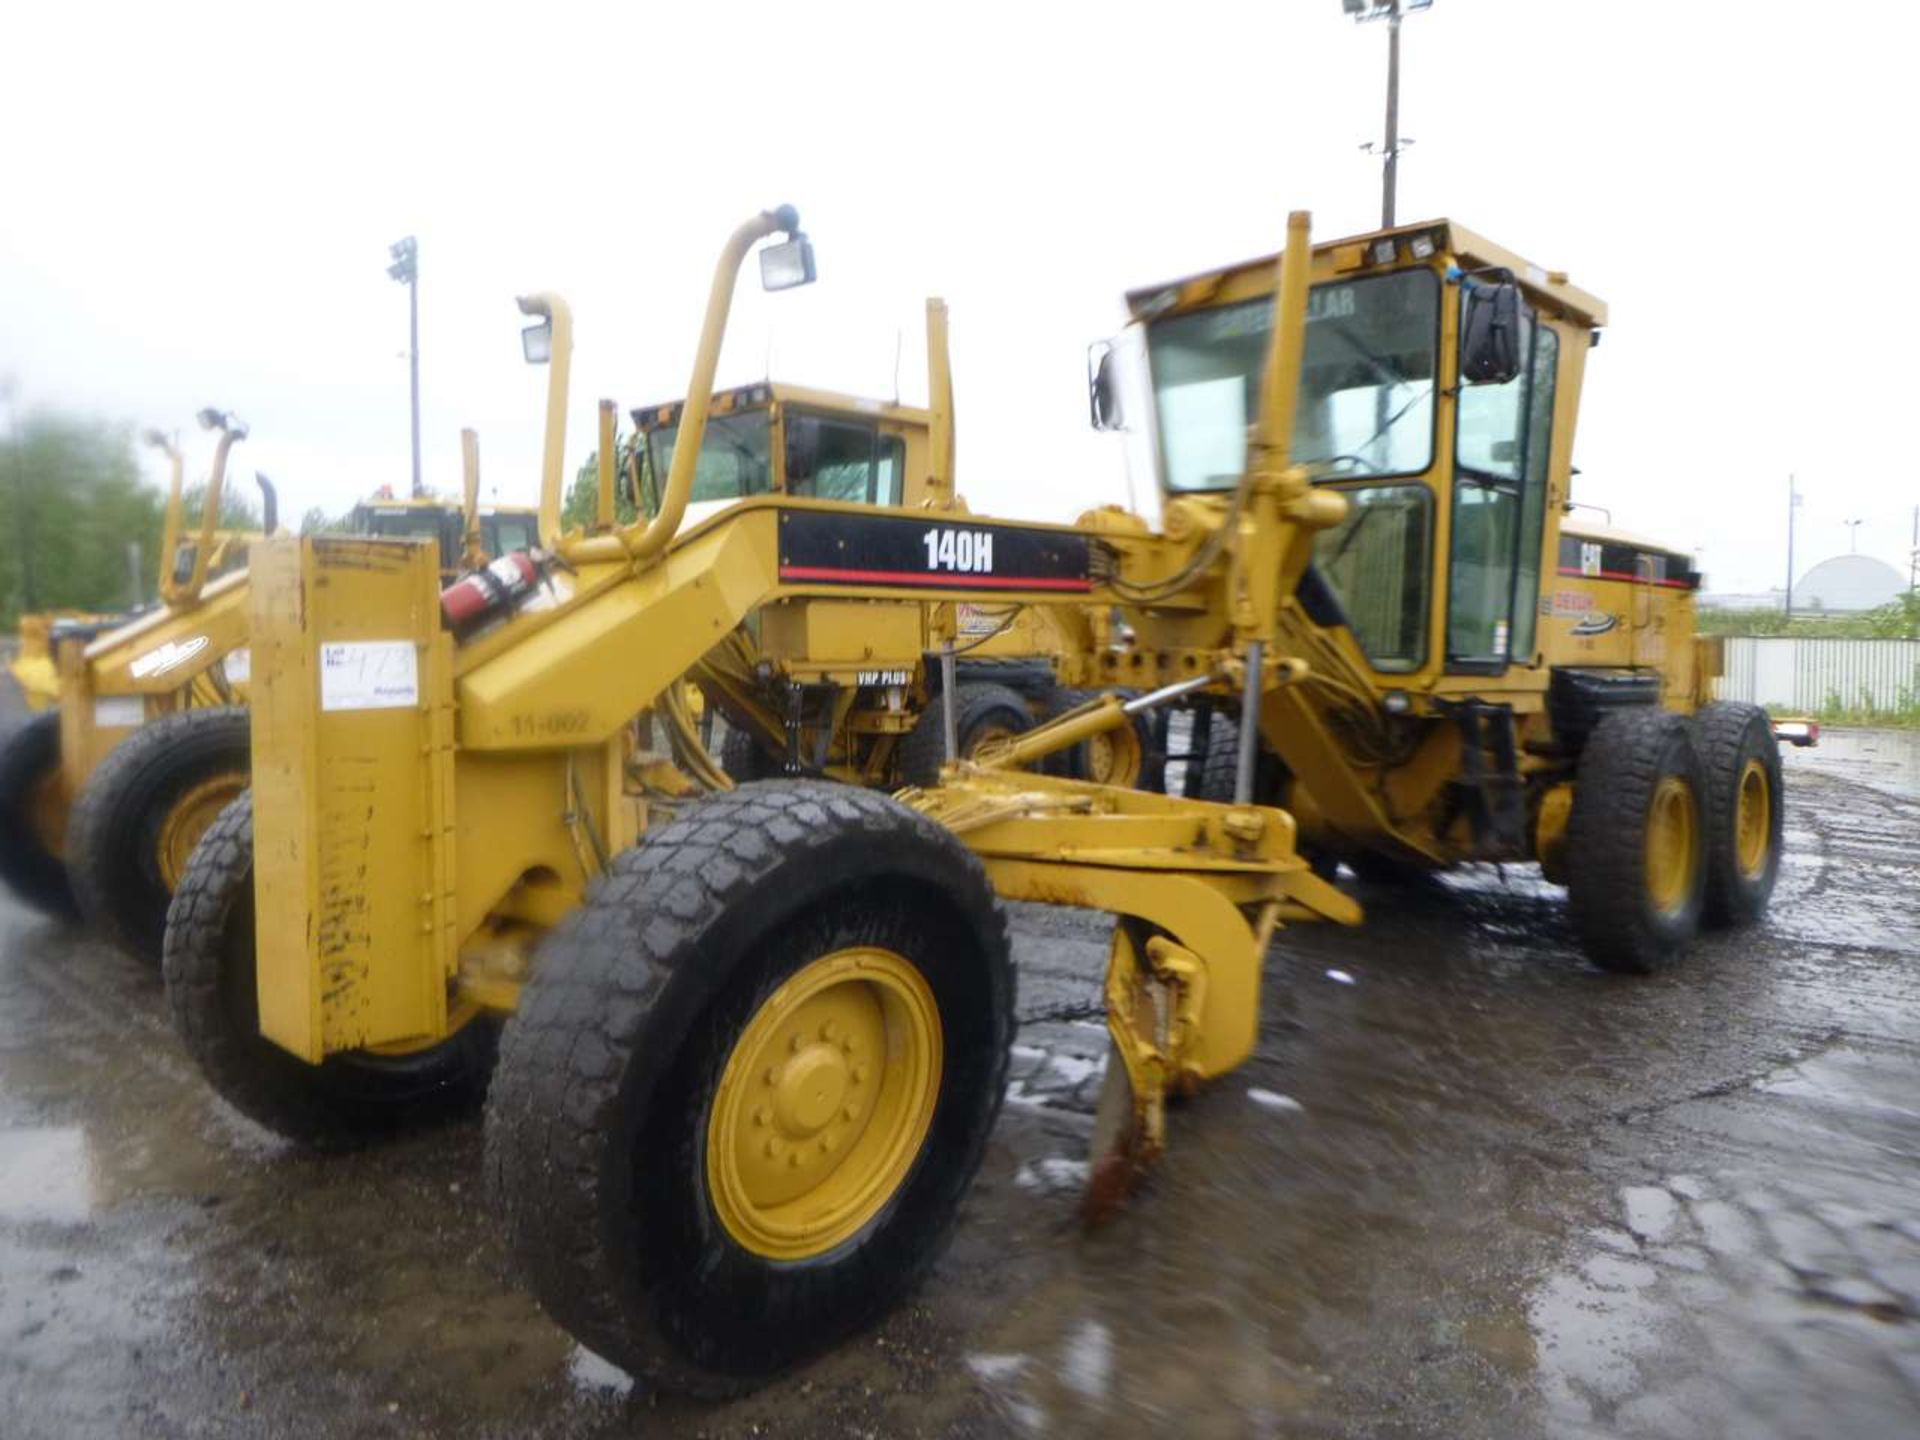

{"left": 1719, "top": 637, "right": 1920, "bottom": 710}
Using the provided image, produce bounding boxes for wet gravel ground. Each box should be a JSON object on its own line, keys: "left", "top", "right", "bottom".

{"left": 2, "top": 729, "right": 1917, "bottom": 1438}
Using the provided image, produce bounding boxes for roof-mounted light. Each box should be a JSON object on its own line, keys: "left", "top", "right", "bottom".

{"left": 759, "top": 233, "right": 817, "bottom": 292}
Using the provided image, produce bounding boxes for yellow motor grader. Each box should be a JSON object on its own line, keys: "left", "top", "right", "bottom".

{"left": 608, "top": 330, "right": 1142, "bottom": 789}
{"left": 160, "top": 205, "right": 1778, "bottom": 1395}
{"left": 8, "top": 611, "right": 115, "bottom": 712}
{"left": 0, "top": 411, "right": 266, "bottom": 927}
{"left": 0, "top": 410, "right": 536, "bottom": 964}
{"left": 1095, "top": 221, "right": 1779, "bottom": 960}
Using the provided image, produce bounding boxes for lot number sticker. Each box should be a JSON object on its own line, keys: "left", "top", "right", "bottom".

{"left": 320, "top": 641, "right": 419, "bottom": 712}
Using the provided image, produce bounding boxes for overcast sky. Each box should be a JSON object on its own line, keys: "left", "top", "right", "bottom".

{"left": 4, "top": 0, "right": 1916, "bottom": 595}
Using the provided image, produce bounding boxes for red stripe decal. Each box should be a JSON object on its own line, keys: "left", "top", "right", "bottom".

{"left": 1555, "top": 567, "right": 1693, "bottom": 589}
{"left": 779, "top": 564, "right": 1092, "bottom": 591}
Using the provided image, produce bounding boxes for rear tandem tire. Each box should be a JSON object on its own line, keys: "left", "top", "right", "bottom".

{"left": 162, "top": 794, "right": 495, "bottom": 1147}
{"left": 1564, "top": 709, "right": 1708, "bottom": 975}
{"left": 69, "top": 705, "right": 251, "bottom": 964}
{"left": 718, "top": 722, "right": 783, "bottom": 783}
{"left": 898, "top": 681, "right": 1034, "bottom": 787}
{"left": 1038, "top": 687, "right": 1154, "bottom": 789}
{"left": 485, "top": 780, "right": 1014, "bottom": 1396}
{"left": 1692, "top": 701, "right": 1783, "bottom": 929}
{"left": 0, "top": 710, "right": 78, "bottom": 919}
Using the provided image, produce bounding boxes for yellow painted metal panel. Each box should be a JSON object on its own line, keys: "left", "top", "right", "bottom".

{"left": 250, "top": 535, "right": 446, "bottom": 1061}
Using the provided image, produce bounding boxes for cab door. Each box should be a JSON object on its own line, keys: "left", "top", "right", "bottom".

{"left": 1446, "top": 312, "right": 1560, "bottom": 671}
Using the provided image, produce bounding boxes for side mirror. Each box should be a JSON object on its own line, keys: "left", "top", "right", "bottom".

{"left": 759, "top": 234, "right": 817, "bottom": 292}
{"left": 1460, "top": 277, "right": 1526, "bottom": 385}
{"left": 1088, "top": 342, "right": 1124, "bottom": 431}
{"left": 521, "top": 317, "right": 553, "bottom": 365}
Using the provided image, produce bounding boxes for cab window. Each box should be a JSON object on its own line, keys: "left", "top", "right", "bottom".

{"left": 1313, "top": 484, "right": 1432, "bottom": 671}
{"left": 643, "top": 414, "right": 773, "bottom": 512}
{"left": 786, "top": 416, "right": 905, "bottom": 505}
{"left": 486, "top": 514, "right": 537, "bottom": 555}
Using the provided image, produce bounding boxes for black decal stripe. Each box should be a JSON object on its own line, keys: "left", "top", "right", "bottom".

{"left": 780, "top": 564, "right": 1091, "bottom": 591}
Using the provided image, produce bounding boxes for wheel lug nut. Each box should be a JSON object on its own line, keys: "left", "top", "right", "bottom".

{"left": 764, "top": 1138, "right": 780, "bottom": 1158}
{"left": 851, "top": 1063, "right": 868, "bottom": 1085}
{"left": 789, "top": 1034, "right": 804, "bottom": 1053}
{"left": 842, "top": 1104, "right": 858, "bottom": 1121}
{"left": 763, "top": 1066, "right": 778, "bottom": 1086}
{"left": 818, "top": 1135, "right": 833, "bottom": 1153}
{"left": 821, "top": 1020, "right": 838, "bottom": 1041}
{"left": 753, "top": 1106, "right": 769, "bottom": 1128}
{"left": 787, "top": 1151, "right": 802, "bottom": 1168}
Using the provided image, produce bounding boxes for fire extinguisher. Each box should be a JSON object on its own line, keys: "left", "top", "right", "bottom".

{"left": 441, "top": 550, "right": 551, "bottom": 638}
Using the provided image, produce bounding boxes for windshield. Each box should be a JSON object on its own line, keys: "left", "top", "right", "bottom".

{"left": 485, "top": 513, "right": 537, "bottom": 556}
{"left": 1147, "top": 268, "right": 1439, "bottom": 492}
{"left": 642, "top": 412, "right": 773, "bottom": 515}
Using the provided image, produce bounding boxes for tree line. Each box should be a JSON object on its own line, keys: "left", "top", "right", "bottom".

{"left": 1, "top": 407, "right": 261, "bottom": 629}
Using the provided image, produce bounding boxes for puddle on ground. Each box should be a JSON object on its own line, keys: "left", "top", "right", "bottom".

{"left": 0, "top": 1126, "right": 93, "bottom": 1222}
{"left": 1786, "top": 726, "right": 1920, "bottom": 800}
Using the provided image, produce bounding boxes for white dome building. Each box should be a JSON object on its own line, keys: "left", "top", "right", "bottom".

{"left": 1795, "top": 554, "right": 1905, "bottom": 614}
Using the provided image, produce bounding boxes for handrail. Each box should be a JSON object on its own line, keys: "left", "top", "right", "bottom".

{"left": 925, "top": 298, "right": 955, "bottom": 506}
{"left": 144, "top": 428, "right": 184, "bottom": 601}
{"left": 562, "top": 206, "right": 803, "bottom": 567}
{"left": 595, "top": 399, "right": 616, "bottom": 530}
{"left": 461, "top": 428, "right": 484, "bottom": 568}
{"left": 163, "top": 410, "right": 246, "bottom": 608}
{"left": 518, "top": 292, "right": 573, "bottom": 548}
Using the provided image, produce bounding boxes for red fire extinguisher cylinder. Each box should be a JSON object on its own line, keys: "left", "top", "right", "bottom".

{"left": 441, "top": 551, "right": 543, "bottom": 635}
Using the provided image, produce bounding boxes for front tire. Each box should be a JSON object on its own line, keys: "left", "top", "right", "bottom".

{"left": 162, "top": 795, "right": 494, "bottom": 1146}
{"left": 486, "top": 781, "right": 1013, "bottom": 1395}
{"left": 1565, "top": 709, "right": 1708, "bottom": 974}
{"left": 0, "top": 710, "right": 77, "bottom": 919}
{"left": 1693, "top": 702, "right": 1783, "bottom": 928}
{"left": 69, "top": 705, "right": 251, "bottom": 963}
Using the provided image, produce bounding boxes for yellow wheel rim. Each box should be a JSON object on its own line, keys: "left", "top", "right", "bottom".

{"left": 1645, "top": 774, "right": 1699, "bottom": 917}
{"left": 707, "top": 946, "right": 942, "bottom": 1261}
{"left": 1733, "top": 758, "right": 1771, "bottom": 879}
{"left": 963, "top": 722, "right": 1017, "bottom": 758}
{"left": 1085, "top": 719, "right": 1144, "bottom": 788}
{"left": 155, "top": 772, "right": 248, "bottom": 890}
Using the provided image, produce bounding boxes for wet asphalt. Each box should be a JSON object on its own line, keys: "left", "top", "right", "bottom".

{"left": 1, "top": 723, "right": 1916, "bottom": 1439}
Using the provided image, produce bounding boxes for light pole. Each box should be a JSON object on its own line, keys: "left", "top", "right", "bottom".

{"left": 1784, "top": 475, "right": 1801, "bottom": 618}
{"left": 387, "top": 236, "right": 422, "bottom": 498}
{"left": 1346, "top": 0, "right": 1432, "bottom": 228}
{"left": 1845, "top": 518, "right": 1863, "bottom": 554}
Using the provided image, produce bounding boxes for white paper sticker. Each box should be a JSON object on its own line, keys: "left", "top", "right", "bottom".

{"left": 94, "top": 695, "right": 145, "bottom": 728}
{"left": 319, "top": 641, "right": 419, "bottom": 712}
{"left": 223, "top": 647, "right": 251, "bottom": 685}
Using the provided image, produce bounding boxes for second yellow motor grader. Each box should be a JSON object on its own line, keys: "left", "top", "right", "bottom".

{"left": 0, "top": 409, "right": 537, "bottom": 964}
{"left": 0, "top": 411, "right": 265, "bottom": 926}
{"left": 161, "top": 204, "right": 1777, "bottom": 1395}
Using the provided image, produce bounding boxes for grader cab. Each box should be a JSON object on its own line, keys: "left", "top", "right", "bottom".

{"left": 160, "top": 205, "right": 1780, "bottom": 1394}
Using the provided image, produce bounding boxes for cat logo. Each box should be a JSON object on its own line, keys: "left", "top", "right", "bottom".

{"left": 128, "top": 634, "right": 210, "bottom": 680}
{"left": 1571, "top": 613, "right": 1618, "bottom": 638}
